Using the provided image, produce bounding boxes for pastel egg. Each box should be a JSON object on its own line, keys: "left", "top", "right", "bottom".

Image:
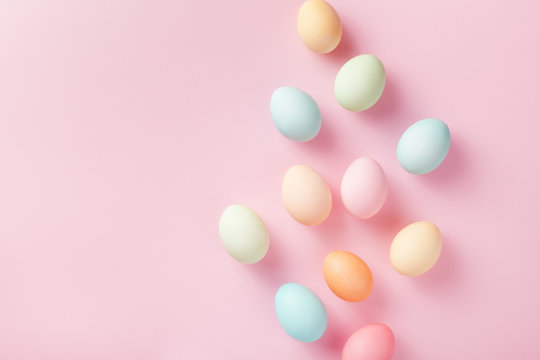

{"left": 275, "top": 283, "right": 328, "bottom": 342}
{"left": 342, "top": 323, "right": 395, "bottom": 360}
{"left": 270, "top": 86, "right": 321, "bottom": 142}
{"left": 397, "top": 118, "right": 451, "bottom": 174}
{"left": 341, "top": 157, "right": 387, "bottom": 219}
{"left": 335, "top": 54, "right": 386, "bottom": 111}
{"left": 390, "top": 221, "right": 442, "bottom": 276}
{"left": 297, "top": 0, "right": 342, "bottom": 54}
{"left": 282, "top": 165, "right": 332, "bottom": 225}
{"left": 219, "top": 205, "right": 269, "bottom": 264}
{"left": 323, "top": 251, "right": 373, "bottom": 302}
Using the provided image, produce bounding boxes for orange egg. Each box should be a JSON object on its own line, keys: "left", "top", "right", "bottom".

{"left": 323, "top": 251, "right": 373, "bottom": 302}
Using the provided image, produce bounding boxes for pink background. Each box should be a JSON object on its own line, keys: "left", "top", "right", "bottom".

{"left": 0, "top": 0, "right": 539, "bottom": 359}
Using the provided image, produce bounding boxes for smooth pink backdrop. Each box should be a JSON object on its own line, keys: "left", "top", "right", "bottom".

{"left": 0, "top": 0, "right": 539, "bottom": 359}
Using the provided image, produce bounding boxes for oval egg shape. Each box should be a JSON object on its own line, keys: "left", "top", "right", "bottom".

{"left": 341, "top": 157, "right": 387, "bottom": 219}
{"left": 271, "top": 86, "right": 321, "bottom": 142}
{"left": 282, "top": 165, "right": 332, "bottom": 225}
{"left": 219, "top": 204, "right": 269, "bottom": 264}
{"left": 397, "top": 118, "right": 451, "bottom": 174}
{"left": 297, "top": 0, "right": 342, "bottom": 54}
{"left": 323, "top": 251, "right": 373, "bottom": 302}
{"left": 275, "top": 283, "right": 328, "bottom": 342}
{"left": 335, "top": 54, "right": 386, "bottom": 111}
{"left": 342, "top": 323, "right": 395, "bottom": 360}
{"left": 390, "top": 221, "right": 442, "bottom": 276}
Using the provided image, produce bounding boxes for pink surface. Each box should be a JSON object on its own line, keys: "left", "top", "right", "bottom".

{"left": 0, "top": 0, "right": 539, "bottom": 359}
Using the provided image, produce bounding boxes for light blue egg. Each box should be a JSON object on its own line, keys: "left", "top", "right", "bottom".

{"left": 397, "top": 118, "right": 451, "bottom": 174}
{"left": 270, "top": 86, "right": 321, "bottom": 142}
{"left": 275, "top": 283, "right": 327, "bottom": 342}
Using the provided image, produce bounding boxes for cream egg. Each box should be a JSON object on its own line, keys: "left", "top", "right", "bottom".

{"left": 390, "top": 221, "right": 442, "bottom": 276}
{"left": 219, "top": 205, "right": 269, "bottom": 264}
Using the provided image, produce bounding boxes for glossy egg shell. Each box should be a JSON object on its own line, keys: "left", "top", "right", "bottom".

{"left": 323, "top": 251, "right": 373, "bottom": 302}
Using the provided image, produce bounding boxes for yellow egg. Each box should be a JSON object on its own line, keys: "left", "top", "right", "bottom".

{"left": 297, "top": 0, "right": 342, "bottom": 54}
{"left": 282, "top": 165, "right": 332, "bottom": 226}
{"left": 390, "top": 221, "right": 442, "bottom": 276}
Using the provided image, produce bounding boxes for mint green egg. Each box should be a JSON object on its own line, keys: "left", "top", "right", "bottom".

{"left": 397, "top": 118, "right": 451, "bottom": 174}
{"left": 334, "top": 54, "right": 386, "bottom": 111}
{"left": 270, "top": 86, "right": 321, "bottom": 142}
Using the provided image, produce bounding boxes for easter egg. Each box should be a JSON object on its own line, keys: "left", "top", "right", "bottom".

{"left": 297, "top": 0, "right": 342, "bottom": 54}
{"left": 390, "top": 221, "right": 442, "bottom": 276}
{"left": 341, "top": 157, "right": 387, "bottom": 219}
{"left": 342, "top": 323, "right": 395, "bottom": 360}
{"left": 275, "top": 283, "right": 328, "bottom": 342}
{"left": 323, "top": 251, "right": 373, "bottom": 302}
{"left": 335, "top": 54, "right": 386, "bottom": 111}
{"left": 270, "top": 86, "right": 321, "bottom": 142}
{"left": 219, "top": 205, "right": 269, "bottom": 264}
{"left": 282, "top": 165, "right": 332, "bottom": 226}
{"left": 397, "top": 118, "right": 451, "bottom": 174}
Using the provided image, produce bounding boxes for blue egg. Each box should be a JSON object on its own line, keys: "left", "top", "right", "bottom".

{"left": 275, "top": 283, "right": 327, "bottom": 342}
{"left": 397, "top": 118, "right": 451, "bottom": 174}
{"left": 270, "top": 86, "right": 321, "bottom": 142}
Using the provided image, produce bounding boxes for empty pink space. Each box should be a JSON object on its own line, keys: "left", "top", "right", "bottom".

{"left": 0, "top": 0, "right": 539, "bottom": 359}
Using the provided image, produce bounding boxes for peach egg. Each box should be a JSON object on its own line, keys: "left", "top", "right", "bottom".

{"left": 281, "top": 165, "right": 332, "bottom": 226}
{"left": 323, "top": 251, "right": 373, "bottom": 302}
{"left": 297, "top": 0, "right": 342, "bottom": 54}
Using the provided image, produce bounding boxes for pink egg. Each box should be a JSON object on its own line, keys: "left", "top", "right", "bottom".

{"left": 340, "top": 157, "right": 387, "bottom": 219}
{"left": 342, "top": 323, "right": 395, "bottom": 360}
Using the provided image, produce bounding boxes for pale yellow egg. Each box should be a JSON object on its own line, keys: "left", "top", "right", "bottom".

{"left": 390, "top": 221, "right": 442, "bottom": 276}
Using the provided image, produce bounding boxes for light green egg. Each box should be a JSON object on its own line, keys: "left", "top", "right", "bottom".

{"left": 219, "top": 205, "right": 269, "bottom": 264}
{"left": 334, "top": 54, "right": 386, "bottom": 111}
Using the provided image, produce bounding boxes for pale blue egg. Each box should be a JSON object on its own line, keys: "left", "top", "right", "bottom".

{"left": 275, "top": 283, "right": 327, "bottom": 342}
{"left": 397, "top": 118, "right": 451, "bottom": 174}
{"left": 270, "top": 86, "right": 321, "bottom": 142}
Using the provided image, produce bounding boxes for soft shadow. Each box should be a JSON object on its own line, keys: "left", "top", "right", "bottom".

{"left": 394, "top": 333, "right": 417, "bottom": 360}
{"left": 248, "top": 224, "right": 287, "bottom": 284}
{"left": 418, "top": 135, "right": 472, "bottom": 190}
{"left": 320, "top": 23, "right": 360, "bottom": 65}
{"left": 301, "top": 110, "right": 336, "bottom": 152}
{"left": 412, "top": 236, "right": 460, "bottom": 294}
{"left": 307, "top": 185, "right": 350, "bottom": 250}
{"left": 314, "top": 314, "right": 348, "bottom": 354}
{"left": 362, "top": 180, "right": 410, "bottom": 242}
{"left": 358, "top": 76, "right": 402, "bottom": 122}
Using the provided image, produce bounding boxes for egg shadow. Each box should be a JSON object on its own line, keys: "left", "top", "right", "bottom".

{"left": 313, "top": 314, "right": 349, "bottom": 355}
{"left": 248, "top": 224, "right": 288, "bottom": 284}
{"left": 411, "top": 236, "right": 461, "bottom": 295}
{"left": 393, "top": 333, "right": 418, "bottom": 360}
{"left": 307, "top": 185, "right": 352, "bottom": 251}
{"left": 300, "top": 109, "right": 337, "bottom": 153}
{"left": 319, "top": 23, "right": 360, "bottom": 66}
{"left": 417, "top": 135, "right": 473, "bottom": 191}
{"left": 361, "top": 180, "right": 411, "bottom": 243}
{"left": 357, "top": 76, "right": 403, "bottom": 123}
